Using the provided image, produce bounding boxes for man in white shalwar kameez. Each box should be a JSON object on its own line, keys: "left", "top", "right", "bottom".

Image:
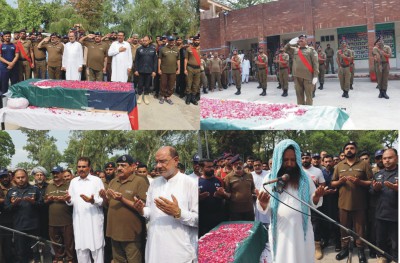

{"left": 66, "top": 157, "right": 105, "bottom": 263}
{"left": 107, "top": 31, "right": 132, "bottom": 82}
{"left": 133, "top": 146, "right": 198, "bottom": 263}
{"left": 62, "top": 32, "right": 83, "bottom": 80}
{"left": 256, "top": 139, "right": 325, "bottom": 263}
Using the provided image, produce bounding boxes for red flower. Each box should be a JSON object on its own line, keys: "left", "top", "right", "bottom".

{"left": 31, "top": 80, "right": 134, "bottom": 92}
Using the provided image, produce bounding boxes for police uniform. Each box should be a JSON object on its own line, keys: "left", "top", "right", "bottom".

{"left": 32, "top": 35, "right": 47, "bottom": 79}
{"left": 184, "top": 37, "right": 201, "bottom": 105}
{"left": 175, "top": 41, "right": 186, "bottom": 98}
{"left": 82, "top": 37, "right": 109, "bottom": 81}
{"left": 336, "top": 42, "right": 352, "bottom": 98}
{"left": 40, "top": 38, "right": 64, "bottom": 79}
{"left": 200, "top": 56, "right": 208, "bottom": 93}
{"left": 221, "top": 57, "right": 228, "bottom": 89}
{"left": 284, "top": 36, "right": 319, "bottom": 105}
{"left": 372, "top": 40, "right": 392, "bottom": 99}
{"left": 159, "top": 40, "right": 180, "bottom": 99}
{"left": 209, "top": 57, "right": 223, "bottom": 91}
{"left": 254, "top": 51, "right": 268, "bottom": 96}
{"left": 324, "top": 46, "right": 335, "bottom": 74}
{"left": 317, "top": 49, "right": 326, "bottom": 90}
{"left": 276, "top": 50, "right": 290, "bottom": 96}
{"left": 231, "top": 52, "right": 241, "bottom": 94}
{"left": 349, "top": 48, "right": 355, "bottom": 90}
{"left": 16, "top": 38, "right": 33, "bottom": 81}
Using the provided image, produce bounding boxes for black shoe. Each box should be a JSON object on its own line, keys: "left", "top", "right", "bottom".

{"left": 203, "top": 88, "right": 208, "bottom": 94}
{"left": 259, "top": 89, "right": 266, "bottom": 96}
{"left": 379, "top": 90, "right": 383, "bottom": 98}
{"left": 335, "top": 243, "right": 342, "bottom": 252}
{"left": 223, "top": 86, "right": 228, "bottom": 89}
{"left": 185, "top": 94, "right": 191, "bottom": 105}
{"left": 376, "top": 85, "right": 380, "bottom": 89}
{"left": 281, "top": 91, "right": 288, "bottom": 97}
{"left": 336, "top": 249, "right": 349, "bottom": 260}
{"left": 344, "top": 91, "right": 349, "bottom": 98}
{"left": 257, "top": 85, "right": 261, "bottom": 89}
{"left": 234, "top": 89, "right": 241, "bottom": 95}
{"left": 191, "top": 95, "right": 198, "bottom": 105}
{"left": 382, "top": 91, "right": 389, "bottom": 99}
{"left": 318, "top": 84, "right": 323, "bottom": 90}
{"left": 350, "top": 85, "right": 353, "bottom": 90}
{"left": 342, "top": 91, "right": 346, "bottom": 97}
{"left": 358, "top": 248, "right": 366, "bottom": 263}
{"left": 369, "top": 249, "right": 377, "bottom": 258}
{"left": 179, "top": 93, "right": 185, "bottom": 98}
{"left": 277, "top": 86, "right": 281, "bottom": 89}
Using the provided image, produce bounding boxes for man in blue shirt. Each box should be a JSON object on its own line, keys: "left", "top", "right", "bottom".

{"left": 0, "top": 31, "right": 19, "bottom": 97}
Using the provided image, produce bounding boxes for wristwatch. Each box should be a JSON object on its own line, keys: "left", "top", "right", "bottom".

{"left": 173, "top": 208, "right": 181, "bottom": 219}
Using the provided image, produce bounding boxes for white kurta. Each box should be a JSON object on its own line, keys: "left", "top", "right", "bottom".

{"left": 303, "top": 166, "right": 325, "bottom": 185}
{"left": 107, "top": 41, "right": 132, "bottom": 82}
{"left": 67, "top": 175, "right": 105, "bottom": 251}
{"left": 62, "top": 41, "right": 83, "bottom": 80}
{"left": 251, "top": 170, "right": 270, "bottom": 224}
{"left": 257, "top": 174, "right": 322, "bottom": 263}
{"left": 143, "top": 172, "right": 198, "bottom": 263}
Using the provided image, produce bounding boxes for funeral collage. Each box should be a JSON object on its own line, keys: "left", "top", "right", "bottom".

{"left": 0, "top": 0, "right": 399, "bottom": 262}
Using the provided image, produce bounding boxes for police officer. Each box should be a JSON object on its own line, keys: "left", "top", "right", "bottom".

{"left": 32, "top": 32, "right": 47, "bottom": 79}
{"left": 324, "top": 44, "right": 335, "bottom": 74}
{"left": 317, "top": 45, "right": 326, "bottom": 91}
{"left": 349, "top": 47, "right": 355, "bottom": 90}
{"left": 284, "top": 35, "right": 319, "bottom": 105}
{"left": 254, "top": 47, "right": 268, "bottom": 96}
{"left": 331, "top": 141, "right": 373, "bottom": 263}
{"left": 209, "top": 52, "right": 223, "bottom": 92}
{"left": 175, "top": 36, "right": 186, "bottom": 98}
{"left": 184, "top": 36, "right": 201, "bottom": 105}
{"left": 231, "top": 49, "right": 242, "bottom": 95}
{"left": 0, "top": 31, "right": 19, "bottom": 96}
{"left": 38, "top": 33, "right": 64, "bottom": 79}
{"left": 200, "top": 53, "right": 208, "bottom": 94}
{"left": 372, "top": 37, "right": 392, "bottom": 99}
{"left": 275, "top": 47, "right": 290, "bottom": 97}
{"left": 80, "top": 32, "right": 109, "bottom": 81}
{"left": 336, "top": 40, "right": 352, "bottom": 98}
{"left": 16, "top": 29, "right": 34, "bottom": 81}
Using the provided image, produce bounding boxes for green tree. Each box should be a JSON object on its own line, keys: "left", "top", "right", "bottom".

{"left": 0, "top": 131, "right": 16, "bottom": 167}
{"left": 220, "top": 0, "right": 274, "bottom": 9}
{"left": 0, "top": 0, "right": 18, "bottom": 31}
{"left": 16, "top": 0, "right": 48, "bottom": 31}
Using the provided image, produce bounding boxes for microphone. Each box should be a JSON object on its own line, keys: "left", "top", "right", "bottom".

{"left": 263, "top": 174, "right": 290, "bottom": 185}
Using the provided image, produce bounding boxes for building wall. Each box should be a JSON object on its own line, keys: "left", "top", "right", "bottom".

{"left": 201, "top": 0, "right": 400, "bottom": 69}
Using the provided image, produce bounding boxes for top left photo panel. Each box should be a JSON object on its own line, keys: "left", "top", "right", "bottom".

{"left": 0, "top": 0, "right": 200, "bottom": 130}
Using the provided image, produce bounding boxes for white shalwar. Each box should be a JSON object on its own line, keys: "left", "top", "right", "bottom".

{"left": 62, "top": 41, "right": 83, "bottom": 80}
{"left": 241, "top": 58, "right": 251, "bottom": 83}
{"left": 67, "top": 175, "right": 105, "bottom": 262}
{"left": 107, "top": 41, "right": 132, "bottom": 82}
{"left": 143, "top": 172, "right": 198, "bottom": 263}
{"left": 257, "top": 174, "right": 322, "bottom": 263}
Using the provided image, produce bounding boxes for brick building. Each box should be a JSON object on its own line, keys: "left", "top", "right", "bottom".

{"left": 200, "top": 0, "right": 400, "bottom": 72}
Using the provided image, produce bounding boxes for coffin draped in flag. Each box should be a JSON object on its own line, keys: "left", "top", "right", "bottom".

{"left": 9, "top": 79, "right": 138, "bottom": 129}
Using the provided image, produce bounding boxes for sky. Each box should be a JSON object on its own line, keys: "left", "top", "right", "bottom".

{"left": 6, "top": 0, "right": 17, "bottom": 7}
{"left": 7, "top": 131, "right": 70, "bottom": 168}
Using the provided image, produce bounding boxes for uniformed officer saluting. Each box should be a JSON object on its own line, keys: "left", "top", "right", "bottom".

{"left": 284, "top": 34, "right": 319, "bottom": 105}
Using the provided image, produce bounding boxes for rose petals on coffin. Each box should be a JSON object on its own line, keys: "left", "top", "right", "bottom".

{"left": 31, "top": 80, "right": 134, "bottom": 92}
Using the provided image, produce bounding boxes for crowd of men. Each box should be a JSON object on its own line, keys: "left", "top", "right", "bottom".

{"left": 0, "top": 146, "right": 198, "bottom": 263}
{"left": 0, "top": 26, "right": 202, "bottom": 106}
{"left": 198, "top": 141, "right": 398, "bottom": 263}
{"left": 201, "top": 35, "right": 393, "bottom": 105}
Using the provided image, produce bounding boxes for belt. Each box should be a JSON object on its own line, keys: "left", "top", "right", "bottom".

{"left": 187, "top": 64, "right": 200, "bottom": 69}
{"left": 341, "top": 64, "right": 349, "bottom": 68}
{"left": 319, "top": 63, "right": 325, "bottom": 65}
{"left": 327, "top": 56, "right": 333, "bottom": 58}
{"left": 258, "top": 68, "right": 266, "bottom": 70}
{"left": 280, "top": 67, "right": 288, "bottom": 69}
{"left": 35, "top": 58, "right": 46, "bottom": 61}
{"left": 200, "top": 70, "right": 204, "bottom": 73}
{"left": 19, "top": 58, "right": 27, "bottom": 61}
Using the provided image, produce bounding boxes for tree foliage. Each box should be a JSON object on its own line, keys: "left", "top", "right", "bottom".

{"left": 0, "top": 131, "right": 16, "bottom": 168}
{"left": 219, "top": 0, "right": 275, "bottom": 9}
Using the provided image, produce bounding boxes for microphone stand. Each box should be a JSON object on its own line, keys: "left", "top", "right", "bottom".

{"left": 0, "top": 224, "right": 63, "bottom": 263}
{"left": 273, "top": 187, "right": 397, "bottom": 263}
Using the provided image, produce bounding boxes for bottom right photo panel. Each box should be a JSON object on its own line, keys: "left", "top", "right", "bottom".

{"left": 198, "top": 130, "right": 398, "bottom": 263}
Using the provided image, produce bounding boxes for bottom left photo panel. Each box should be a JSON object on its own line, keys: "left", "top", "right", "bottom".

{"left": 0, "top": 130, "right": 199, "bottom": 263}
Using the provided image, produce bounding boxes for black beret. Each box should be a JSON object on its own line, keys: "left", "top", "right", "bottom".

{"left": 116, "top": 154, "right": 136, "bottom": 164}
{"left": 301, "top": 152, "right": 311, "bottom": 157}
{"left": 104, "top": 162, "right": 116, "bottom": 169}
{"left": 343, "top": 141, "right": 357, "bottom": 151}
{"left": 229, "top": 154, "right": 242, "bottom": 165}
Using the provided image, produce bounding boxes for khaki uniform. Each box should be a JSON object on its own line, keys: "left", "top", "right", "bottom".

{"left": 349, "top": 49, "right": 355, "bottom": 86}
{"left": 372, "top": 45, "right": 391, "bottom": 91}
{"left": 41, "top": 41, "right": 64, "bottom": 79}
{"left": 159, "top": 45, "right": 180, "bottom": 97}
{"left": 221, "top": 59, "right": 228, "bottom": 88}
{"left": 317, "top": 51, "right": 326, "bottom": 85}
{"left": 32, "top": 41, "right": 47, "bottom": 79}
{"left": 16, "top": 39, "right": 33, "bottom": 81}
{"left": 332, "top": 158, "right": 373, "bottom": 248}
{"left": 254, "top": 53, "right": 268, "bottom": 90}
{"left": 200, "top": 58, "right": 208, "bottom": 90}
{"left": 337, "top": 48, "right": 352, "bottom": 92}
{"left": 82, "top": 40, "right": 109, "bottom": 81}
{"left": 231, "top": 54, "right": 241, "bottom": 90}
{"left": 284, "top": 43, "right": 319, "bottom": 105}
{"left": 106, "top": 174, "right": 149, "bottom": 262}
{"left": 209, "top": 58, "right": 222, "bottom": 91}
{"left": 45, "top": 182, "right": 74, "bottom": 261}
{"left": 324, "top": 47, "right": 335, "bottom": 73}
{"left": 276, "top": 52, "right": 289, "bottom": 91}
{"left": 185, "top": 45, "right": 201, "bottom": 95}
{"left": 224, "top": 172, "right": 255, "bottom": 220}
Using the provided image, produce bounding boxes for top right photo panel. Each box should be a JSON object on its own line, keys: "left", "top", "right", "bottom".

{"left": 199, "top": 0, "right": 400, "bottom": 130}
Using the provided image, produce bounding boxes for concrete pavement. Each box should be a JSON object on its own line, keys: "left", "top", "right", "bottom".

{"left": 201, "top": 78, "right": 400, "bottom": 130}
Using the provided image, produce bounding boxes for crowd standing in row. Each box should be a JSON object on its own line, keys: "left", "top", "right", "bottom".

{"left": 198, "top": 141, "right": 398, "bottom": 263}
{"left": 0, "top": 26, "right": 202, "bottom": 106}
{"left": 201, "top": 35, "right": 392, "bottom": 105}
{"left": 0, "top": 146, "right": 198, "bottom": 263}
